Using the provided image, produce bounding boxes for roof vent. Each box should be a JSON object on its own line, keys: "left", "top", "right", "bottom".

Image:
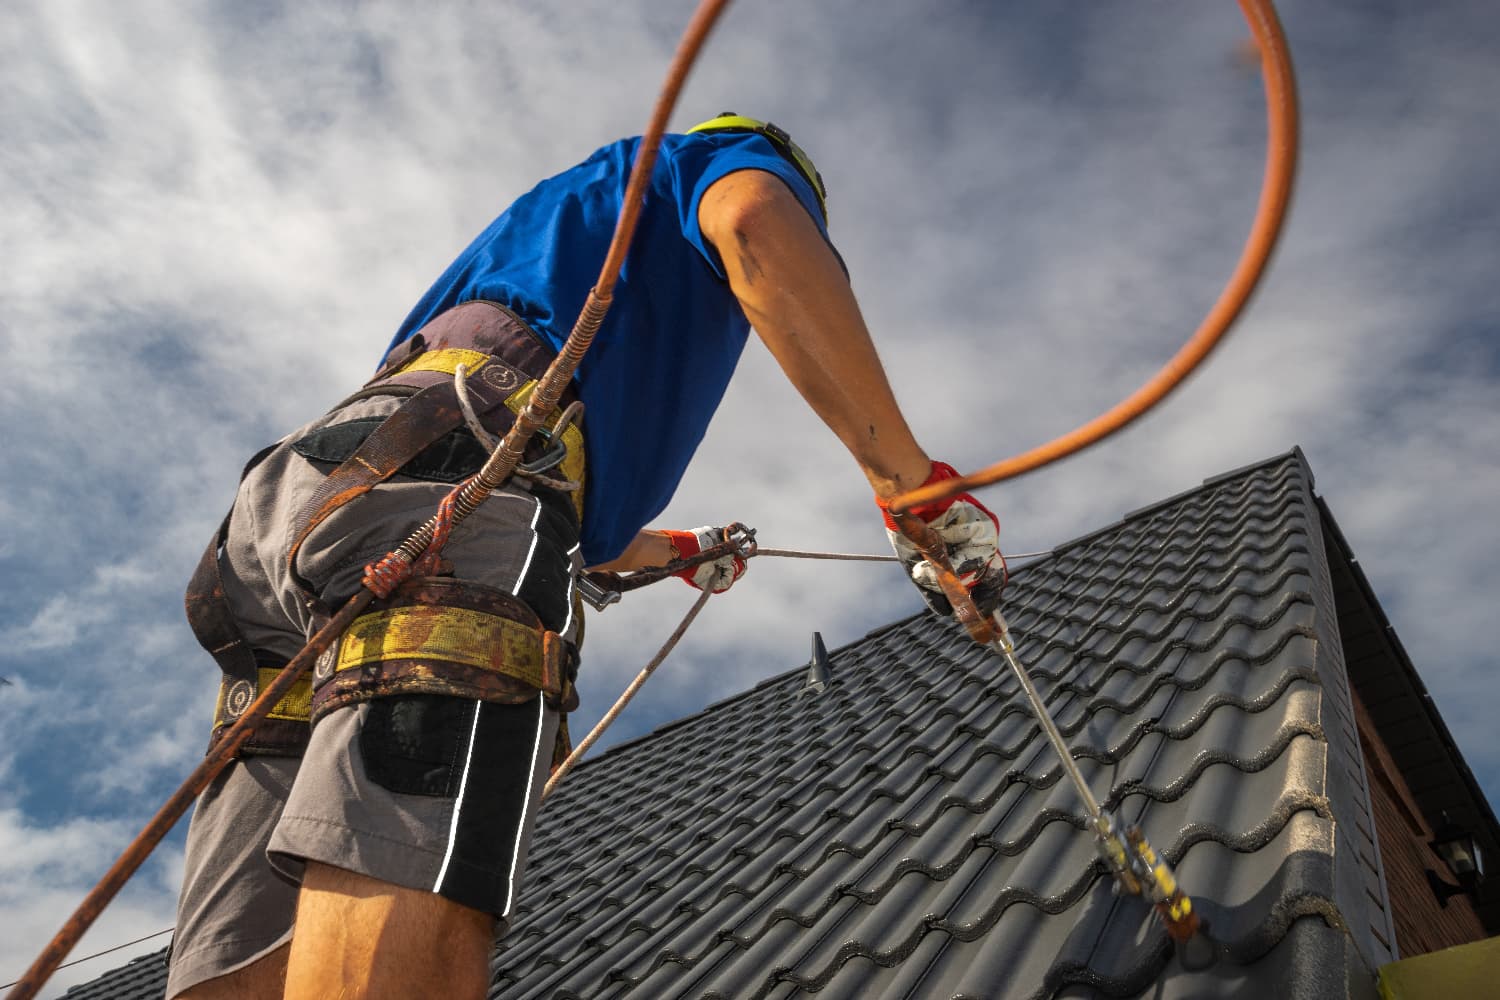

{"left": 804, "top": 632, "right": 832, "bottom": 694}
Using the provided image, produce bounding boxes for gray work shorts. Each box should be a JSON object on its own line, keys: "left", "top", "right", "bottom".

{"left": 166, "top": 394, "right": 579, "bottom": 998}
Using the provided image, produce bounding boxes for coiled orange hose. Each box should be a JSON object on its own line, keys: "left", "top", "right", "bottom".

{"left": 893, "top": 0, "right": 1298, "bottom": 513}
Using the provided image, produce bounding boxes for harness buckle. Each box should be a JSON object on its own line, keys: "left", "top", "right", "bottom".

{"left": 577, "top": 572, "right": 623, "bottom": 612}
{"left": 518, "top": 427, "right": 569, "bottom": 476}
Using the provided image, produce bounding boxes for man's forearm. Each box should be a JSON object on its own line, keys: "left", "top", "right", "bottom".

{"left": 586, "top": 529, "right": 674, "bottom": 574}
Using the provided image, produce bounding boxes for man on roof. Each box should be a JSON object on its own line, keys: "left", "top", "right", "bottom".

{"left": 167, "top": 114, "right": 1006, "bottom": 999}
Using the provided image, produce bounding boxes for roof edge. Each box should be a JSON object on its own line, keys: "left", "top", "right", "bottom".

{"left": 1055, "top": 447, "right": 1308, "bottom": 557}
{"left": 1202, "top": 445, "right": 1313, "bottom": 491}
{"left": 1314, "top": 491, "right": 1500, "bottom": 856}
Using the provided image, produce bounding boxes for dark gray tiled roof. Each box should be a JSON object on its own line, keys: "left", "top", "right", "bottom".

{"left": 62, "top": 450, "right": 1397, "bottom": 999}
{"left": 490, "top": 451, "right": 1389, "bottom": 998}
{"left": 56, "top": 949, "right": 166, "bottom": 1000}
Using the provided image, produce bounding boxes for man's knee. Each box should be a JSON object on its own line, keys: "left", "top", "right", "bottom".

{"left": 297, "top": 861, "right": 495, "bottom": 934}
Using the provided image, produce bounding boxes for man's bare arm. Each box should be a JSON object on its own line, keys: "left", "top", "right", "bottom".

{"left": 593, "top": 172, "right": 930, "bottom": 577}
{"left": 586, "top": 529, "right": 674, "bottom": 574}
{"left": 698, "top": 169, "right": 931, "bottom": 501}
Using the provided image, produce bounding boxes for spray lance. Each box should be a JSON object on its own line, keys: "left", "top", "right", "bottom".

{"left": 889, "top": 511, "right": 1216, "bottom": 961}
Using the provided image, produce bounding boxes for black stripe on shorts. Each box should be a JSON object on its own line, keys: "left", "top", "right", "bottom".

{"left": 431, "top": 697, "right": 546, "bottom": 916}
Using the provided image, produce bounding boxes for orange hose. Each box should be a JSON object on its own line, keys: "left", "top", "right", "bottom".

{"left": 892, "top": 0, "right": 1299, "bottom": 513}
{"left": 594, "top": 0, "right": 731, "bottom": 298}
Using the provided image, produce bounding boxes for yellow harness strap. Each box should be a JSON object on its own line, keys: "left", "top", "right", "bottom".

{"left": 333, "top": 605, "right": 555, "bottom": 693}
{"left": 384, "top": 346, "right": 586, "bottom": 518}
{"left": 209, "top": 667, "right": 315, "bottom": 756}
{"left": 309, "top": 577, "right": 575, "bottom": 724}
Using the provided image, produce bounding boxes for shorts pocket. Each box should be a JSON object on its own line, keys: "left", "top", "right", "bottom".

{"left": 358, "top": 696, "right": 476, "bottom": 797}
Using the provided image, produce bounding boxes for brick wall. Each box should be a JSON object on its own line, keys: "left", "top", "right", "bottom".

{"left": 1350, "top": 685, "right": 1485, "bottom": 955}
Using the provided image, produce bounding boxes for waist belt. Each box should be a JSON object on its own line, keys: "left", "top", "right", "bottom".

{"left": 204, "top": 579, "right": 578, "bottom": 756}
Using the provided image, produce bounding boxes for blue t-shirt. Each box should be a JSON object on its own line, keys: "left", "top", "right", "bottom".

{"left": 387, "top": 132, "right": 830, "bottom": 565}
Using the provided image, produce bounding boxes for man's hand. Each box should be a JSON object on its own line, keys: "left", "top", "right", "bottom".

{"left": 663, "top": 526, "right": 749, "bottom": 594}
{"left": 877, "top": 461, "right": 1007, "bottom": 616}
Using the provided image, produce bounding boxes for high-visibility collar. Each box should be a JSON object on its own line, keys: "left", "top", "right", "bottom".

{"left": 687, "top": 112, "right": 828, "bottom": 223}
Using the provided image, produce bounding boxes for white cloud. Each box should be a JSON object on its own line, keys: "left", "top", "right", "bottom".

{"left": 0, "top": 806, "right": 181, "bottom": 997}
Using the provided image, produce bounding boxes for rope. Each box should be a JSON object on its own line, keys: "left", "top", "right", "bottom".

{"left": 755, "top": 546, "right": 1053, "bottom": 563}
{"left": 544, "top": 588, "right": 714, "bottom": 797}
{"left": 542, "top": 541, "right": 1055, "bottom": 795}
{"left": 453, "top": 363, "right": 498, "bottom": 452}
{"left": 892, "top": 0, "right": 1298, "bottom": 512}
{"left": 756, "top": 548, "right": 895, "bottom": 562}
{"left": 362, "top": 476, "right": 467, "bottom": 598}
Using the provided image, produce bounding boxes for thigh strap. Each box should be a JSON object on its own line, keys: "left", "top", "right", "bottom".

{"left": 310, "top": 577, "right": 578, "bottom": 724}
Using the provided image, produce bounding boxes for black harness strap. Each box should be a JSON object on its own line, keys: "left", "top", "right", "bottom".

{"left": 283, "top": 371, "right": 520, "bottom": 604}
{"left": 184, "top": 442, "right": 314, "bottom": 755}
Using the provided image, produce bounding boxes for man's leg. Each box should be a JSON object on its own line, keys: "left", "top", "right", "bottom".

{"left": 285, "top": 863, "right": 494, "bottom": 1000}
{"left": 267, "top": 696, "right": 559, "bottom": 997}
{"left": 259, "top": 430, "right": 577, "bottom": 993}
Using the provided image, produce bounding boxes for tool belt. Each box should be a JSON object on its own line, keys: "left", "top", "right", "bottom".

{"left": 188, "top": 300, "right": 585, "bottom": 758}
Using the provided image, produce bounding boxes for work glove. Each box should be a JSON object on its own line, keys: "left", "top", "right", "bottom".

{"left": 877, "top": 461, "right": 1007, "bottom": 616}
{"left": 663, "top": 526, "right": 748, "bottom": 594}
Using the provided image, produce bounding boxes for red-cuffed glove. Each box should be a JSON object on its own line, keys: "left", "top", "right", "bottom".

{"left": 663, "top": 526, "right": 748, "bottom": 594}
{"left": 876, "top": 461, "right": 1007, "bottom": 615}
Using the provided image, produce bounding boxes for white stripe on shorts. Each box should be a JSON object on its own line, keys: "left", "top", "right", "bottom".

{"left": 560, "top": 570, "right": 577, "bottom": 636}
{"left": 503, "top": 697, "right": 546, "bottom": 917}
{"left": 511, "top": 497, "right": 543, "bottom": 596}
{"left": 562, "top": 541, "right": 581, "bottom": 635}
{"left": 432, "top": 700, "right": 483, "bottom": 892}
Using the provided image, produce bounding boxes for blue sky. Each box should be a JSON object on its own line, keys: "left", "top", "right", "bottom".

{"left": 3, "top": 0, "right": 1497, "bottom": 991}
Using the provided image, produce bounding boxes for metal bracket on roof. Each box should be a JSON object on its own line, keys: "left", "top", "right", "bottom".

{"left": 804, "top": 632, "right": 832, "bottom": 694}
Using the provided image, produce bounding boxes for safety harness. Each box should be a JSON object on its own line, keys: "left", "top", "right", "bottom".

{"left": 186, "top": 301, "right": 584, "bottom": 758}
{"left": 311, "top": 577, "right": 575, "bottom": 717}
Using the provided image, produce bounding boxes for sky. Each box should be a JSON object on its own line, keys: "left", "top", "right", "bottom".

{"left": 3, "top": 0, "right": 1497, "bottom": 992}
